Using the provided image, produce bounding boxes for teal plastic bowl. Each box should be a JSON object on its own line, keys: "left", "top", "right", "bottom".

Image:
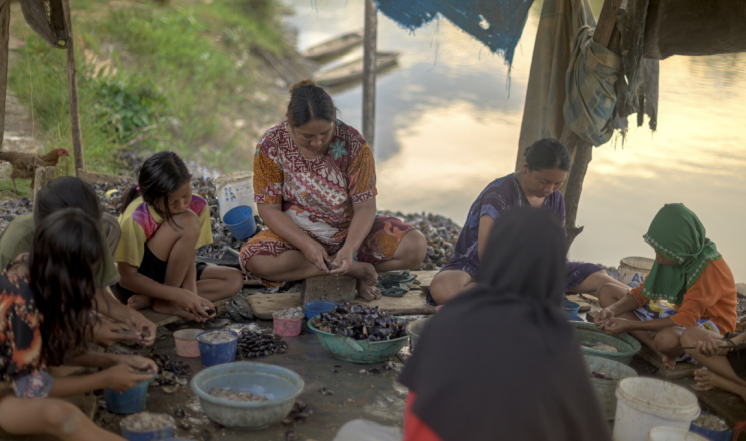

{"left": 308, "top": 318, "right": 409, "bottom": 363}
{"left": 572, "top": 322, "right": 641, "bottom": 365}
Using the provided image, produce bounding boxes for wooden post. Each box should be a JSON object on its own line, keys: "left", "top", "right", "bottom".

{"left": 362, "top": 0, "right": 377, "bottom": 149}
{"left": 61, "top": 0, "right": 84, "bottom": 174}
{"left": 32, "top": 166, "right": 56, "bottom": 201}
{"left": 0, "top": 0, "right": 10, "bottom": 146}
{"left": 561, "top": 0, "right": 622, "bottom": 249}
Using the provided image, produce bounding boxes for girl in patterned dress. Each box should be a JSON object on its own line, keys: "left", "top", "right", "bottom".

{"left": 429, "top": 139, "right": 627, "bottom": 306}
{"left": 240, "top": 80, "right": 427, "bottom": 299}
{"left": 115, "top": 152, "right": 244, "bottom": 321}
{"left": 0, "top": 208, "right": 157, "bottom": 440}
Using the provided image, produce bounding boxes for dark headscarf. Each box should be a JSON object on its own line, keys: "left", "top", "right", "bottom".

{"left": 399, "top": 208, "right": 611, "bottom": 441}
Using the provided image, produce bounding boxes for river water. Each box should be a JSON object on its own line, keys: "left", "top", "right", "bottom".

{"left": 283, "top": 0, "right": 746, "bottom": 281}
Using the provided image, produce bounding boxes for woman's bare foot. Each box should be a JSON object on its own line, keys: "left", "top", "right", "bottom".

{"left": 345, "top": 261, "right": 379, "bottom": 286}
{"left": 694, "top": 369, "right": 746, "bottom": 402}
{"left": 357, "top": 279, "right": 382, "bottom": 300}
{"left": 152, "top": 299, "right": 199, "bottom": 321}
{"left": 127, "top": 295, "right": 153, "bottom": 310}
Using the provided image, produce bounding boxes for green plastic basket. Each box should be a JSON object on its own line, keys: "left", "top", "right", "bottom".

{"left": 308, "top": 318, "right": 409, "bottom": 364}
{"left": 572, "top": 322, "right": 641, "bottom": 365}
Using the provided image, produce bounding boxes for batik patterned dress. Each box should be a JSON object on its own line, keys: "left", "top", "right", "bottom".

{"left": 240, "top": 120, "right": 414, "bottom": 286}
{"left": 432, "top": 173, "right": 601, "bottom": 303}
{"left": 0, "top": 267, "right": 54, "bottom": 398}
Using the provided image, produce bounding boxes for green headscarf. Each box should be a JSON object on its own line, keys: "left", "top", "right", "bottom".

{"left": 642, "top": 203, "right": 721, "bottom": 305}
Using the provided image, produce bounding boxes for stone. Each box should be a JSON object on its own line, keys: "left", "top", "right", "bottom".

{"left": 300, "top": 275, "right": 357, "bottom": 303}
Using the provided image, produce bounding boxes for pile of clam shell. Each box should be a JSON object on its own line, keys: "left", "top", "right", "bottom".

{"left": 379, "top": 210, "right": 462, "bottom": 271}
{"left": 236, "top": 329, "right": 288, "bottom": 359}
{"left": 312, "top": 301, "right": 407, "bottom": 341}
{"left": 149, "top": 352, "right": 191, "bottom": 386}
{"left": 209, "top": 387, "right": 268, "bottom": 402}
{"left": 0, "top": 197, "right": 32, "bottom": 235}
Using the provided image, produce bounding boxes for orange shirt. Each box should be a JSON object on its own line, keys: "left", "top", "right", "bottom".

{"left": 630, "top": 258, "right": 737, "bottom": 334}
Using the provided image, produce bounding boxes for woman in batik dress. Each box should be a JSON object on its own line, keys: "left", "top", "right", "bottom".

{"left": 240, "top": 80, "right": 427, "bottom": 299}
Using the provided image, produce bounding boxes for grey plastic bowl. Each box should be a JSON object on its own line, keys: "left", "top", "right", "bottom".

{"left": 190, "top": 362, "right": 304, "bottom": 430}
{"left": 406, "top": 317, "right": 430, "bottom": 350}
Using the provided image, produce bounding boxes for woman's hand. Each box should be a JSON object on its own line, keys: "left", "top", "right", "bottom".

{"left": 101, "top": 364, "right": 154, "bottom": 392}
{"left": 603, "top": 317, "right": 634, "bottom": 336}
{"left": 330, "top": 247, "right": 355, "bottom": 275}
{"left": 108, "top": 354, "right": 159, "bottom": 373}
{"left": 594, "top": 309, "right": 615, "bottom": 330}
{"left": 173, "top": 289, "right": 211, "bottom": 321}
{"left": 92, "top": 321, "right": 140, "bottom": 348}
{"left": 300, "top": 240, "right": 331, "bottom": 273}
{"left": 125, "top": 312, "right": 157, "bottom": 346}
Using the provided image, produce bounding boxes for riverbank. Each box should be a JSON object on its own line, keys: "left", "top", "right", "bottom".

{"left": 3, "top": 0, "right": 312, "bottom": 179}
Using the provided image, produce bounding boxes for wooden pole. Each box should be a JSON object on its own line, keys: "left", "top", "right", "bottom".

{"left": 61, "top": 0, "right": 84, "bottom": 174}
{"left": 0, "top": 0, "right": 10, "bottom": 147}
{"left": 362, "top": 0, "right": 377, "bottom": 149}
{"left": 561, "top": 0, "right": 622, "bottom": 250}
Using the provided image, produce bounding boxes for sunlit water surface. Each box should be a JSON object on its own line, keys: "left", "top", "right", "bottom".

{"left": 282, "top": 0, "right": 746, "bottom": 280}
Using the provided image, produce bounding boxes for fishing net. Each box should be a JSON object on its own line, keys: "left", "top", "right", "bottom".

{"left": 20, "top": 0, "right": 68, "bottom": 48}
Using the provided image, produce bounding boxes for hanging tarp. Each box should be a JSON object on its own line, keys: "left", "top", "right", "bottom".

{"left": 643, "top": 0, "right": 746, "bottom": 59}
{"left": 373, "top": 0, "right": 534, "bottom": 66}
{"left": 20, "top": 0, "right": 68, "bottom": 49}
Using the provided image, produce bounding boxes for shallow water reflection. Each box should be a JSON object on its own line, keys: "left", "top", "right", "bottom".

{"left": 283, "top": 0, "right": 746, "bottom": 280}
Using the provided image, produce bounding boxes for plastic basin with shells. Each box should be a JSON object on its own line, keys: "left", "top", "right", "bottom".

{"left": 572, "top": 322, "right": 641, "bottom": 365}
{"left": 190, "top": 362, "right": 304, "bottom": 430}
{"left": 308, "top": 317, "right": 409, "bottom": 363}
{"left": 584, "top": 355, "right": 638, "bottom": 420}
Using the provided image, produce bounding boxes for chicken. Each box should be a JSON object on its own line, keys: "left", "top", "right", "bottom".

{"left": 0, "top": 148, "right": 70, "bottom": 194}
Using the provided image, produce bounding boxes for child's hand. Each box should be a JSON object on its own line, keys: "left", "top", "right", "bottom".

{"left": 92, "top": 321, "right": 140, "bottom": 347}
{"left": 174, "top": 290, "right": 211, "bottom": 321}
{"left": 102, "top": 364, "right": 154, "bottom": 392}
{"left": 109, "top": 354, "right": 159, "bottom": 373}
{"left": 693, "top": 336, "right": 728, "bottom": 357}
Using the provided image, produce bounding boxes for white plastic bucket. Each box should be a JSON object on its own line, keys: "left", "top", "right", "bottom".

{"left": 619, "top": 256, "right": 655, "bottom": 288}
{"left": 213, "top": 172, "right": 255, "bottom": 221}
{"left": 647, "top": 427, "right": 709, "bottom": 441}
{"left": 613, "top": 377, "right": 700, "bottom": 441}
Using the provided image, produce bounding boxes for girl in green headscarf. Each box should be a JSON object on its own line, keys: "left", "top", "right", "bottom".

{"left": 594, "top": 204, "right": 737, "bottom": 370}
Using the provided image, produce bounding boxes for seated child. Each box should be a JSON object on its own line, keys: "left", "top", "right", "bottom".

{"left": 596, "top": 203, "right": 737, "bottom": 370}
{"left": 0, "top": 208, "right": 156, "bottom": 440}
{"left": 115, "top": 151, "right": 244, "bottom": 321}
{"left": 0, "top": 176, "right": 155, "bottom": 346}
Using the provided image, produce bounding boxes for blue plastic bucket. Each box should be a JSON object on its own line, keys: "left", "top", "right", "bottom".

{"left": 303, "top": 301, "right": 337, "bottom": 334}
{"left": 564, "top": 300, "right": 580, "bottom": 318}
{"left": 198, "top": 330, "right": 238, "bottom": 367}
{"left": 120, "top": 414, "right": 175, "bottom": 441}
{"left": 690, "top": 412, "right": 732, "bottom": 441}
{"left": 104, "top": 377, "right": 154, "bottom": 414}
{"left": 223, "top": 206, "right": 256, "bottom": 240}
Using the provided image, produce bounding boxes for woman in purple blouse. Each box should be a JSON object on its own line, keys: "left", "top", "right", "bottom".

{"left": 429, "top": 139, "right": 627, "bottom": 306}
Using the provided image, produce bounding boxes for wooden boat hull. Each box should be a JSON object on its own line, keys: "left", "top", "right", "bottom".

{"left": 315, "top": 52, "right": 400, "bottom": 87}
{"left": 301, "top": 30, "right": 364, "bottom": 61}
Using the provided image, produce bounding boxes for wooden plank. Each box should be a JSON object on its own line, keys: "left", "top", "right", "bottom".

{"left": 248, "top": 289, "right": 435, "bottom": 320}
{"left": 675, "top": 378, "right": 746, "bottom": 429}
{"left": 637, "top": 345, "right": 698, "bottom": 380}
{"left": 139, "top": 298, "right": 229, "bottom": 328}
{"left": 411, "top": 270, "right": 439, "bottom": 288}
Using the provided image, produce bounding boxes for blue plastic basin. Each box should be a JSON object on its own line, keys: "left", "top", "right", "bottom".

{"left": 303, "top": 301, "right": 337, "bottom": 334}
{"left": 104, "top": 376, "right": 154, "bottom": 414}
{"left": 197, "top": 330, "right": 238, "bottom": 367}
{"left": 690, "top": 412, "right": 732, "bottom": 441}
{"left": 564, "top": 300, "right": 580, "bottom": 318}
{"left": 223, "top": 206, "right": 256, "bottom": 240}
{"left": 190, "top": 362, "right": 304, "bottom": 430}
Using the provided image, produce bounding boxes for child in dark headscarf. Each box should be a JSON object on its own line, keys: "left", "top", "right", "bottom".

{"left": 399, "top": 208, "right": 610, "bottom": 441}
